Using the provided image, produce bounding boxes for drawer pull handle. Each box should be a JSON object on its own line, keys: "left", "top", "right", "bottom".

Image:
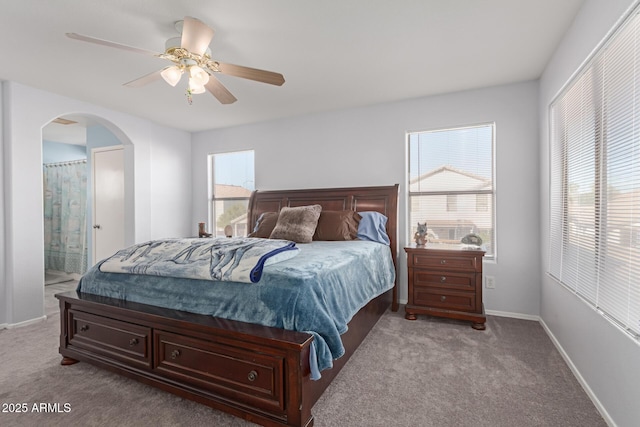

{"left": 440, "top": 296, "right": 447, "bottom": 302}
{"left": 170, "top": 349, "right": 181, "bottom": 360}
{"left": 440, "top": 276, "right": 446, "bottom": 282}
{"left": 440, "top": 259, "right": 447, "bottom": 264}
{"left": 80, "top": 324, "right": 89, "bottom": 332}
{"left": 247, "top": 370, "right": 258, "bottom": 382}
{"left": 129, "top": 338, "right": 139, "bottom": 347}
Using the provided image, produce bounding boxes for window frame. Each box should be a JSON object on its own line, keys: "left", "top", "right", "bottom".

{"left": 407, "top": 122, "right": 496, "bottom": 259}
{"left": 548, "top": 4, "right": 640, "bottom": 342}
{"left": 208, "top": 150, "right": 255, "bottom": 238}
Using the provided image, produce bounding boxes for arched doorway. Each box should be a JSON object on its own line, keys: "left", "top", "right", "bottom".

{"left": 41, "top": 114, "right": 134, "bottom": 287}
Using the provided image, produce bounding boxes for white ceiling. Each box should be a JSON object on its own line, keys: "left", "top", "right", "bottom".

{"left": 2, "top": 0, "right": 583, "bottom": 135}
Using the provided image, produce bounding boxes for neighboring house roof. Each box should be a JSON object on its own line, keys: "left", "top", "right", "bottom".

{"left": 214, "top": 184, "right": 252, "bottom": 198}
{"left": 410, "top": 165, "right": 491, "bottom": 192}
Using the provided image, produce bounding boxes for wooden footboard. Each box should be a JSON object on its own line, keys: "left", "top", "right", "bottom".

{"left": 57, "top": 290, "right": 315, "bottom": 426}
{"left": 57, "top": 288, "right": 391, "bottom": 426}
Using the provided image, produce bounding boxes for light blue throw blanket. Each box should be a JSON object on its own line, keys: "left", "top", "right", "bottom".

{"left": 79, "top": 240, "right": 396, "bottom": 379}
{"left": 99, "top": 237, "right": 298, "bottom": 283}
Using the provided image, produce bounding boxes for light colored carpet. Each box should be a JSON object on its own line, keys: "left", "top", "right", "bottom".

{"left": 0, "top": 284, "right": 605, "bottom": 427}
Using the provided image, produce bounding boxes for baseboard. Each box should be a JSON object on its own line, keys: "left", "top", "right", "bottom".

{"left": 396, "top": 302, "right": 541, "bottom": 322}
{"left": 538, "top": 318, "right": 616, "bottom": 427}
{"left": 6, "top": 315, "right": 47, "bottom": 329}
{"left": 485, "top": 309, "right": 540, "bottom": 321}
{"left": 0, "top": 323, "right": 7, "bottom": 330}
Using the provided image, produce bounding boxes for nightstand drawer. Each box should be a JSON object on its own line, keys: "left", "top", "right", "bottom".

{"left": 412, "top": 270, "right": 476, "bottom": 291}
{"left": 410, "top": 253, "right": 481, "bottom": 272}
{"left": 413, "top": 287, "right": 476, "bottom": 312}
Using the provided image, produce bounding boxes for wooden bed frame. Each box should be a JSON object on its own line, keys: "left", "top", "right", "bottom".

{"left": 56, "top": 184, "right": 399, "bottom": 426}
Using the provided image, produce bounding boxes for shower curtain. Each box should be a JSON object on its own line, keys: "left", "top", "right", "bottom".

{"left": 43, "top": 160, "right": 88, "bottom": 274}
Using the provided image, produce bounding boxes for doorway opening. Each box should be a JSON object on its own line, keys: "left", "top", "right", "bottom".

{"left": 41, "top": 114, "right": 129, "bottom": 287}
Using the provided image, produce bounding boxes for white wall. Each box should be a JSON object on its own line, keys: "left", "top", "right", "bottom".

{"left": 0, "top": 82, "right": 192, "bottom": 326}
{"left": 539, "top": 0, "right": 640, "bottom": 426}
{"left": 42, "top": 140, "right": 87, "bottom": 163}
{"left": 0, "top": 82, "right": 6, "bottom": 327}
{"left": 192, "top": 80, "right": 540, "bottom": 315}
{"left": 149, "top": 125, "right": 193, "bottom": 240}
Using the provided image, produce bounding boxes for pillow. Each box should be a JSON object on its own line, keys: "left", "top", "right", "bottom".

{"left": 269, "top": 204, "right": 322, "bottom": 243}
{"left": 248, "top": 212, "right": 279, "bottom": 238}
{"left": 357, "top": 211, "right": 390, "bottom": 245}
{"left": 313, "top": 210, "right": 362, "bottom": 241}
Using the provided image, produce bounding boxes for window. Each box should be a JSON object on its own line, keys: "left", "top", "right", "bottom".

{"left": 446, "top": 194, "right": 458, "bottom": 212}
{"left": 476, "top": 194, "right": 489, "bottom": 212}
{"left": 408, "top": 123, "right": 495, "bottom": 257}
{"left": 209, "top": 150, "right": 254, "bottom": 237}
{"left": 549, "top": 7, "right": 640, "bottom": 340}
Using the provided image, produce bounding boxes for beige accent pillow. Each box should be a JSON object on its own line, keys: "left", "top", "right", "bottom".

{"left": 269, "top": 205, "right": 322, "bottom": 243}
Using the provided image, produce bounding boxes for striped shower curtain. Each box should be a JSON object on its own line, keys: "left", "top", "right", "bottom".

{"left": 43, "top": 160, "right": 88, "bottom": 274}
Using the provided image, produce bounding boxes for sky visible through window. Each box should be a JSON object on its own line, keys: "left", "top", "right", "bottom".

{"left": 213, "top": 150, "right": 255, "bottom": 191}
{"left": 409, "top": 125, "right": 493, "bottom": 182}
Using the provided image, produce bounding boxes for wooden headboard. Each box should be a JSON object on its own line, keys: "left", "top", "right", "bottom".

{"left": 247, "top": 184, "right": 399, "bottom": 311}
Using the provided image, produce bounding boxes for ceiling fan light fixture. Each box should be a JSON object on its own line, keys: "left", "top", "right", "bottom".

{"left": 188, "top": 78, "right": 206, "bottom": 94}
{"left": 161, "top": 66, "right": 183, "bottom": 87}
{"left": 189, "top": 65, "right": 210, "bottom": 86}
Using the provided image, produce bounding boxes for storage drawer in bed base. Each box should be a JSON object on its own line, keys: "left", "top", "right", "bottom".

{"left": 57, "top": 291, "right": 315, "bottom": 427}
{"left": 67, "top": 309, "right": 152, "bottom": 368}
{"left": 154, "top": 330, "right": 286, "bottom": 414}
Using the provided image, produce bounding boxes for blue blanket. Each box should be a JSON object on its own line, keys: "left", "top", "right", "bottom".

{"left": 99, "top": 237, "right": 298, "bottom": 283}
{"left": 79, "top": 240, "right": 395, "bottom": 379}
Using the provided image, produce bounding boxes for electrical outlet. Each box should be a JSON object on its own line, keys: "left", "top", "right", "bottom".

{"left": 485, "top": 275, "right": 495, "bottom": 289}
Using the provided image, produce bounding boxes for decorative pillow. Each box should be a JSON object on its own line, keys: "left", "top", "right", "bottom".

{"left": 357, "top": 211, "right": 390, "bottom": 245}
{"left": 313, "top": 210, "right": 362, "bottom": 241}
{"left": 248, "top": 212, "right": 279, "bottom": 238}
{"left": 269, "top": 205, "right": 322, "bottom": 243}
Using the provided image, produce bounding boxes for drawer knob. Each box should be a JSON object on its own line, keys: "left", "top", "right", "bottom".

{"left": 440, "top": 296, "right": 447, "bottom": 302}
{"left": 170, "top": 349, "right": 181, "bottom": 360}
{"left": 440, "top": 259, "right": 447, "bottom": 264}
{"left": 129, "top": 338, "right": 139, "bottom": 347}
{"left": 247, "top": 370, "right": 258, "bottom": 382}
{"left": 80, "top": 324, "right": 89, "bottom": 332}
{"left": 440, "top": 276, "right": 446, "bottom": 282}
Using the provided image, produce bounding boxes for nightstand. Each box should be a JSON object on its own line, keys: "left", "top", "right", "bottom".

{"left": 404, "top": 244, "right": 486, "bottom": 330}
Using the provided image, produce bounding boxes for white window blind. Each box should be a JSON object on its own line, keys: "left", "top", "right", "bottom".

{"left": 408, "top": 123, "right": 495, "bottom": 257}
{"left": 549, "top": 8, "right": 640, "bottom": 339}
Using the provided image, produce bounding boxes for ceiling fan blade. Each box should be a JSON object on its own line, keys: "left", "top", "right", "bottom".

{"left": 214, "top": 62, "right": 285, "bottom": 86}
{"left": 205, "top": 75, "right": 237, "bottom": 104}
{"left": 123, "top": 69, "right": 164, "bottom": 87}
{"left": 66, "top": 33, "right": 160, "bottom": 57}
{"left": 181, "top": 16, "right": 215, "bottom": 57}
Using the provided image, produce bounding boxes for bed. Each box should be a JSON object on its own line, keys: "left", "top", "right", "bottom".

{"left": 56, "top": 184, "right": 399, "bottom": 426}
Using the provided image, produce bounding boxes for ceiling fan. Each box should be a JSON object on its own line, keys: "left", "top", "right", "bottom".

{"left": 66, "top": 16, "right": 285, "bottom": 105}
